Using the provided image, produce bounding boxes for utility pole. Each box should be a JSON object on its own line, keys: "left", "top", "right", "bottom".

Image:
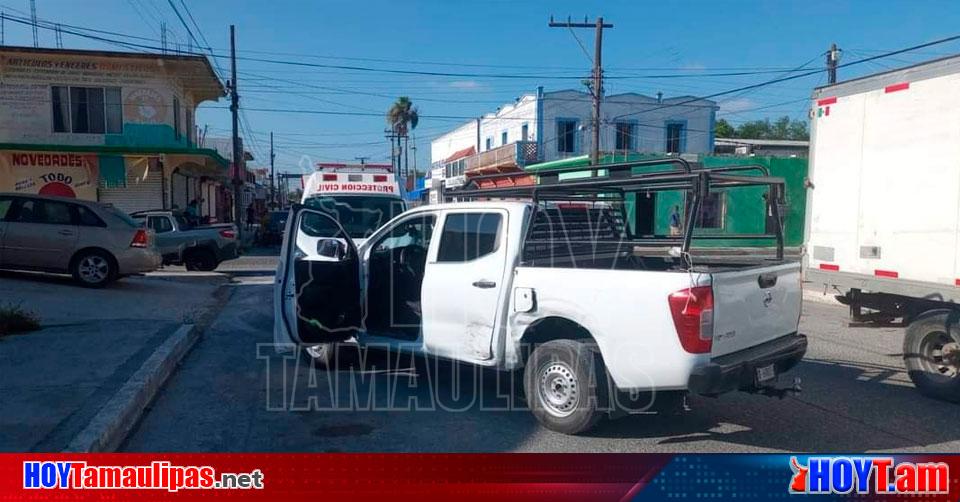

{"left": 549, "top": 16, "right": 612, "bottom": 166}
{"left": 385, "top": 129, "right": 399, "bottom": 183}
{"left": 411, "top": 140, "right": 418, "bottom": 177}
{"left": 475, "top": 117, "right": 482, "bottom": 153}
{"left": 403, "top": 135, "right": 409, "bottom": 182}
{"left": 826, "top": 43, "right": 841, "bottom": 85}
{"left": 161, "top": 22, "right": 167, "bottom": 53}
{"left": 2, "top": 12, "right": 5, "bottom": 46}
{"left": 269, "top": 132, "right": 276, "bottom": 209}
{"left": 229, "top": 25, "right": 243, "bottom": 238}
{"left": 29, "top": 0, "right": 37, "bottom": 48}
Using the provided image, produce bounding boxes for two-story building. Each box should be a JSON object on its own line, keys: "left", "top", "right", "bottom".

{"left": 0, "top": 46, "right": 230, "bottom": 218}
{"left": 429, "top": 87, "right": 718, "bottom": 202}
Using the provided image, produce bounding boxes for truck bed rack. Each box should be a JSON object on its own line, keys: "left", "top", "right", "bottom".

{"left": 442, "top": 158, "right": 788, "bottom": 262}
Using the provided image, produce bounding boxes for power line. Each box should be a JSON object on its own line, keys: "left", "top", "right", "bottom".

{"left": 0, "top": 12, "right": 837, "bottom": 82}
{"left": 611, "top": 32, "right": 960, "bottom": 122}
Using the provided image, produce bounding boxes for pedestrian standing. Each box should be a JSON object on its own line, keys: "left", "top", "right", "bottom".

{"left": 246, "top": 203, "right": 256, "bottom": 231}
{"left": 669, "top": 205, "right": 682, "bottom": 236}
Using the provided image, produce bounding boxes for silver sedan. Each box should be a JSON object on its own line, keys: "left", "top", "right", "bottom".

{"left": 0, "top": 193, "right": 161, "bottom": 287}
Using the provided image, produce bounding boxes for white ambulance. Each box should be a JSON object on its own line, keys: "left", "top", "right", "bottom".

{"left": 300, "top": 163, "right": 406, "bottom": 247}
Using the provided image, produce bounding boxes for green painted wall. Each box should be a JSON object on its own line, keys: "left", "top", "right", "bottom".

{"left": 525, "top": 153, "right": 808, "bottom": 247}
{"left": 103, "top": 123, "right": 191, "bottom": 149}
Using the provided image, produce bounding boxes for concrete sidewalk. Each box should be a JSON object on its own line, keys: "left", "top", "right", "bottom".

{"left": 0, "top": 272, "right": 229, "bottom": 451}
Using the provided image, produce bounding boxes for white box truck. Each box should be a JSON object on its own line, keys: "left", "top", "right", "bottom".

{"left": 805, "top": 55, "right": 960, "bottom": 402}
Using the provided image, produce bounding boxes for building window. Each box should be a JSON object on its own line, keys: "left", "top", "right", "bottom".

{"left": 665, "top": 122, "right": 685, "bottom": 153}
{"left": 52, "top": 86, "right": 122, "bottom": 134}
{"left": 521, "top": 123, "right": 529, "bottom": 141}
{"left": 615, "top": 121, "right": 636, "bottom": 150}
{"left": 485, "top": 137, "right": 493, "bottom": 150}
{"left": 444, "top": 159, "right": 466, "bottom": 178}
{"left": 173, "top": 97, "right": 182, "bottom": 140}
{"left": 557, "top": 119, "right": 578, "bottom": 154}
{"left": 695, "top": 192, "right": 725, "bottom": 229}
{"left": 501, "top": 131, "right": 508, "bottom": 146}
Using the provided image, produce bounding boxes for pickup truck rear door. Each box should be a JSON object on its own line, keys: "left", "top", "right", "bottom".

{"left": 421, "top": 210, "right": 509, "bottom": 362}
{"left": 275, "top": 206, "right": 362, "bottom": 346}
{"left": 709, "top": 262, "right": 802, "bottom": 357}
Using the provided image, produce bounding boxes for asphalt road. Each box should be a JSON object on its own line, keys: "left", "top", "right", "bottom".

{"left": 122, "top": 270, "right": 960, "bottom": 453}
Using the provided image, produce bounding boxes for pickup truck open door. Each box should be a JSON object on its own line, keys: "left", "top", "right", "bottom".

{"left": 274, "top": 205, "right": 362, "bottom": 347}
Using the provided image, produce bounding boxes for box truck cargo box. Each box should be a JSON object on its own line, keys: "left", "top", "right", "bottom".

{"left": 805, "top": 55, "right": 960, "bottom": 402}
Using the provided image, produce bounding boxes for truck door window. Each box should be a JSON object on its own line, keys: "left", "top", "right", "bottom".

{"left": 437, "top": 213, "right": 502, "bottom": 262}
{"left": 148, "top": 216, "right": 173, "bottom": 233}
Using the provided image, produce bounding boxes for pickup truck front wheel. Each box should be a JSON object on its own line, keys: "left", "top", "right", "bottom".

{"left": 524, "top": 339, "right": 606, "bottom": 434}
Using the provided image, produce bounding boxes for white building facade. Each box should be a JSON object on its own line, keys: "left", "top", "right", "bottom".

{"left": 430, "top": 88, "right": 718, "bottom": 201}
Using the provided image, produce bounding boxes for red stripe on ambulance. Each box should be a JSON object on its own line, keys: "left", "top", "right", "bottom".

{"left": 817, "top": 97, "right": 837, "bottom": 106}
{"left": 819, "top": 264, "right": 839, "bottom": 271}
{"left": 875, "top": 269, "right": 899, "bottom": 278}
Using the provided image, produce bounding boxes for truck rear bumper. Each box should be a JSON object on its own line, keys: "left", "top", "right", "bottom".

{"left": 688, "top": 333, "right": 807, "bottom": 396}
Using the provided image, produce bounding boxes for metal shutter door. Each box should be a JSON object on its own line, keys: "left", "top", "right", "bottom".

{"left": 99, "top": 162, "right": 164, "bottom": 214}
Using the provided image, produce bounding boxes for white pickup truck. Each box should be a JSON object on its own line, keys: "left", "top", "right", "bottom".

{"left": 274, "top": 166, "right": 807, "bottom": 434}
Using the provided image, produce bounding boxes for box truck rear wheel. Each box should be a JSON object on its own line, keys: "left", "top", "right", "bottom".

{"left": 903, "top": 311, "right": 960, "bottom": 402}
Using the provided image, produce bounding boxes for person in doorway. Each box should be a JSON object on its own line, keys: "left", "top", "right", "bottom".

{"left": 186, "top": 199, "right": 200, "bottom": 227}
{"left": 669, "top": 205, "right": 682, "bottom": 236}
{"left": 246, "top": 203, "right": 256, "bottom": 231}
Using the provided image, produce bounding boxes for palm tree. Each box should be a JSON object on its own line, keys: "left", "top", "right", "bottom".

{"left": 386, "top": 97, "right": 418, "bottom": 178}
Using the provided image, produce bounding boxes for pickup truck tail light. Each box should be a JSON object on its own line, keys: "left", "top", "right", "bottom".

{"left": 130, "top": 229, "right": 149, "bottom": 248}
{"left": 667, "top": 286, "right": 714, "bottom": 354}
{"left": 219, "top": 229, "right": 236, "bottom": 239}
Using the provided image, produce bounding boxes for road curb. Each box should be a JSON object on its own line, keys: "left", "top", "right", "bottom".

{"left": 63, "top": 324, "right": 199, "bottom": 453}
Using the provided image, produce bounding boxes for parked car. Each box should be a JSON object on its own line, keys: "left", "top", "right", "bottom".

{"left": 0, "top": 193, "right": 161, "bottom": 287}
{"left": 130, "top": 210, "right": 239, "bottom": 271}
{"left": 274, "top": 164, "right": 807, "bottom": 434}
{"left": 258, "top": 210, "right": 289, "bottom": 246}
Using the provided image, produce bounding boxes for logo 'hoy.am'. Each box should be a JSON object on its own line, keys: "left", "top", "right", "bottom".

{"left": 789, "top": 456, "right": 949, "bottom": 495}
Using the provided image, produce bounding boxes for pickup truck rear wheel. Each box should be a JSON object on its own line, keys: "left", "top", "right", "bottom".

{"left": 904, "top": 311, "right": 960, "bottom": 402}
{"left": 524, "top": 339, "right": 606, "bottom": 434}
{"left": 184, "top": 249, "right": 218, "bottom": 272}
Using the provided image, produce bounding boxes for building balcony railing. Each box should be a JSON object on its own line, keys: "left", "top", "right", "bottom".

{"left": 465, "top": 140, "right": 539, "bottom": 174}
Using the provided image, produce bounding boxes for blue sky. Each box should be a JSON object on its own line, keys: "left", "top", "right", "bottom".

{"left": 2, "top": 0, "right": 959, "bottom": 174}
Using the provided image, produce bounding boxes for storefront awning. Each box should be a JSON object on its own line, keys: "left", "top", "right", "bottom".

{"left": 0, "top": 143, "right": 230, "bottom": 169}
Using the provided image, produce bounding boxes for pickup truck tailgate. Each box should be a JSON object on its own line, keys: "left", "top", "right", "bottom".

{"left": 710, "top": 262, "right": 801, "bottom": 357}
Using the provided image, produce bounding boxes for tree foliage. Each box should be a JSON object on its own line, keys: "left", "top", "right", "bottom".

{"left": 387, "top": 96, "right": 419, "bottom": 136}
{"left": 715, "top": 116, "right": 808, "bottom": 140}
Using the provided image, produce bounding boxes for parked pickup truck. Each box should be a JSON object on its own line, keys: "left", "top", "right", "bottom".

{"left": 130, "top": 210, "right": 239, "bottom": 271}
{"left": 274, "top": 163, "right": 807, "bottom": 434}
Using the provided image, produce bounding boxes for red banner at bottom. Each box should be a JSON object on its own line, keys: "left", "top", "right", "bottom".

{"left": 3, "top": 453, "right": 960, "bottom": 501}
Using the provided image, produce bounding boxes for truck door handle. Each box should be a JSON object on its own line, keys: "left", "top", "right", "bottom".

{"left": 472, "top": 280, "right": 497, "bottom": 289}
{"left": 58, "top": 230, "right": 74, "bottom": 236}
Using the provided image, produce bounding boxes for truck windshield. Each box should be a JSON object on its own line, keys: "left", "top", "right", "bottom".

{"left": 304, "top": 195, "right": 404, "bottom": 239}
